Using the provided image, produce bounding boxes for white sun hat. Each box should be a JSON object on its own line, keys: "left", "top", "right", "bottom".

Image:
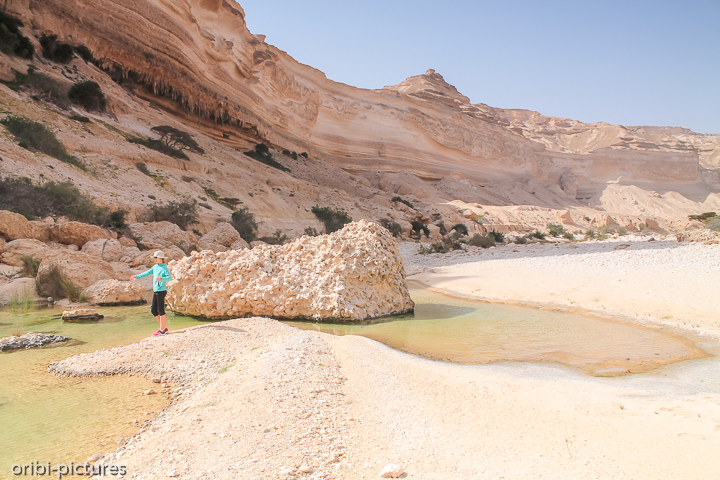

{"left": 153, "top": 250, "right": 167, "bottom": 259}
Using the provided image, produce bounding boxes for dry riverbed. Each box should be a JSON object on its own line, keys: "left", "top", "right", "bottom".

{"left": 48, "top": 237, "right": 720, "bottom": 479}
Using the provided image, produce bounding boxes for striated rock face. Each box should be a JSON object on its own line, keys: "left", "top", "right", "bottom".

{"left": 86, "top": 279, "right": 146, "bottom": 305}
{"left": 17, "top": 0, "right": 719, "bottom": 201}
{"left": 167, "top": 220, "right": 414, "bottom": 321}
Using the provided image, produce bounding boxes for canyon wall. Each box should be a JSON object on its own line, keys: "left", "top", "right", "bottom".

{"left": 13, "top": 0, "right": 719, "bottom": 202}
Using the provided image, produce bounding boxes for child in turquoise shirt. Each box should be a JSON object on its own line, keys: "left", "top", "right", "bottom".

{"left": 131, "top": 250, "right": 172, "bottom": 336}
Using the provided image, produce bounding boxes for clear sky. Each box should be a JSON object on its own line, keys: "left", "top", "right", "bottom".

{"left": 238, "top": 1, "right": 719, "bottom": 134}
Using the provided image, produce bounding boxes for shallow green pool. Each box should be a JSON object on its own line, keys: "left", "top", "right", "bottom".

{"left": 286, "top": 285, "right": 706, "bottom": 375}
{"left": 0, "top": 286, "right": 707, "bottom": 478}
{"left": 0, "top": 302, "right": 206, "bottom": 476}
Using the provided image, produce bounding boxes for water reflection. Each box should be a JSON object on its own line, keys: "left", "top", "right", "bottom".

{"left": 286, "top": 286, "right": 707, "bottom": 375}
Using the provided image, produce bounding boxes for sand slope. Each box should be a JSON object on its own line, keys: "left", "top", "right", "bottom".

{"left": 51, "top": 318, "right": 720, "bottom": 479}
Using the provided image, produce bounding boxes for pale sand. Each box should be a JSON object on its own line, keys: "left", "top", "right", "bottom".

{"left": 51, "top": 238, "right": 720, "bottom": 479}
{"left": 404, "top": 238, "right": 720, "bottom": 336}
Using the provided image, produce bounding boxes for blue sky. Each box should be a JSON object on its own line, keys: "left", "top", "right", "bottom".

{"left": 238, "top": 1, "right": 719, "bottom": 133}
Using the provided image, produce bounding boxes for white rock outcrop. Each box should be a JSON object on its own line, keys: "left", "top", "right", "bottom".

{"left": 167, "top": 220, "right": 414, "bottom": 321}
{"left": 86, "top": 279, "right": 146, "bottom": 305}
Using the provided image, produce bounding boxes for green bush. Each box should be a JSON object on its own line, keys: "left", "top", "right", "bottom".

{"left": 410, "top": 220, "right": 430, "bottom": 239}
{"left": 140, "top": 197, "right": 199, "bottom": 230}
{"left": 688, "top": 212, "right": 716, "bottom": 221}
{"left": 0, "top": 116, "right": 85, "bottom": 170}
{"left": 490, "top": 230, "right": 505, "bottom": 243}
{"left": 530, "top": 230, "right": 546, "bottom": 240}
{"left": 706, "top": 218, "right": 720, "bottom": 232}
{"left": 451, "top": 223, "right": 468, "bottom": 236}
{"left": 428, "top": 235, "right": 464, "bottom": 254}
{"left": 243, "top": 144, "right": 291, "bottom": 172}
{"left": 109, "top": 209, "right": 129, "bottom": 229}
{"left": 68, "top": 81, "right": 106, "bottom": 112}
{"left": 312, "top": 205, "right": 352, "bottom": 234}
{"left": 617, "top": 226, "right": 627, "bottom": 236}
{"left": 585, "top": 229, "right": 596, "bottom": 239}
{"left": 598, "top": 225, "right": 615, "bottom": 235}
{"left": 129, "top": 136, "right": 189, "bottom": 161}
{"left": 35, "top": 264, "right": 84, "bottom": 301}
{"left": 74, "top": 45, "right": 94, "bottom": 62}
{"left": 0, "top": 11, "right": 34, "bottom": 58}
{"left": 282, "top": 149, "right": 298, "bottom": 160}
{"left": 562, "top": 232, "right": 575, "bottom": 241}
{"left": 150, "top": 126, "right": 204, "bottom": 155}
{"left": 258, "top": 230, "right": 288, "bottom": 245}
{"left": 231, "top": 206, "right": 258, "bottom": 242}
{"left": 303, "top": 226, "right": 319, "bottom": 237}
{"left": 39, "top": 34, "right": 75, "bottom": 64}
{"left": 391, "top": 196, "right": 414, "bottom": 209}
{"left": 378, "top": 218, "right": 402, "bottom": 237}
{"left": 467, "top": 233, "right": 496, "bottom": 248}
{"left": 2, "top": 68, "right": 71, "bottom": 109}
{"left": 19, "top": 255, "right": 40, "bottom": 278}
{"left": 546, "top": 223, "right": 564, "bottom": 237}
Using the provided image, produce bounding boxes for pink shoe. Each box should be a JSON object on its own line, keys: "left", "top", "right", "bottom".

{"left": 152, "top": 328, "right": 166, "bottom": 336}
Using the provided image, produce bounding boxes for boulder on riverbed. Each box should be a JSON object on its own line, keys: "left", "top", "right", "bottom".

{"left": 167, "top": 220, "right": 415, "bottom": 321}
{"left": 62, "top": 308, "right": 104, "bottom": 322}
{"left": 0, "top": 332, "right": 70, "bottom": 351}
{"left": 86, "top": 279, "right": 146, "bottom": 306}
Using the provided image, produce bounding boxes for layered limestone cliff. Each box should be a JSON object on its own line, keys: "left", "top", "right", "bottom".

{"left": 0, "top": 0, "right": 718, "bottom": 237}
{"left": 166, "top": 221, "right": 415, "bottom": 321}
{"left": 15, "top": 0, "right": 720, "bottom": 194}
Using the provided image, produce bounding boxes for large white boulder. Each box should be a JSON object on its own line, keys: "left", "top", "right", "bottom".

{"left": 167, "top": 220, "right": 414, "bottom": 321}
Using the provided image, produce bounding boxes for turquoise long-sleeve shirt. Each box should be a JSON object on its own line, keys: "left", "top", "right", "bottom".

{"left": 136, "top": 263, "right": 172, "bottom": 292}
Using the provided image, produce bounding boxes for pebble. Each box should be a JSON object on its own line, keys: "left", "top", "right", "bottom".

{"left": 380, "top": 463, "right": 405, "bottom": 478}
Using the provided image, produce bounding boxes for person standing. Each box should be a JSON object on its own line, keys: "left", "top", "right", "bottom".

{"left": 130, "top": 250, "right": 172, "bottom": 336}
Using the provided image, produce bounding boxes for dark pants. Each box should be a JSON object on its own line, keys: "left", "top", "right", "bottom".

{"left": 151, "top": 290, "right": 167, "bottom": 317}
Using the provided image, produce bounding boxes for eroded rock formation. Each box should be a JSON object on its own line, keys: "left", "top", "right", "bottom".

{"left": 167, "top": 220, "right": 414, "bottom": 320}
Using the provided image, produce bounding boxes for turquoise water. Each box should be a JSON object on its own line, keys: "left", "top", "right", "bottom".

{"left": 0, "top": 302, "right": 206, "bottom": 478}
{"left": 286, "top": 286, "right": 706, "bottom": 375}
{"left": 0, "top": 286, "right": 707, "bottom": 478}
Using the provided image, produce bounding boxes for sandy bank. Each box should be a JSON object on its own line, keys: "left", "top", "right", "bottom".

{"left": 51, "top": 314, "right": 720, "bottom": 479}
{"left": 402, "top": 238, "right": 720, "bottom": 338}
